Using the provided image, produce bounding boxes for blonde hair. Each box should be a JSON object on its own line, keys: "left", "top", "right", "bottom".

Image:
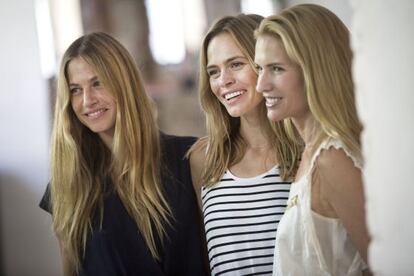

{"left": 256, "top": 4, "right": 362, "bottom": 160}
{"left": 50, "top": 32, "right": 170, "bottom": 271}
{"left": 189, "top": 14, "right": 301, "bottom": 186}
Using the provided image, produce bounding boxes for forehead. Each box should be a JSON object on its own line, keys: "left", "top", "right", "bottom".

{"left": 207, "top": 32, "right": 245, "bottom": 65}
{"left": 67, "top": 57, "right": 97, "bottom": 83}
{"left": 255, "top": 34, "right": 289, "bottom": 63}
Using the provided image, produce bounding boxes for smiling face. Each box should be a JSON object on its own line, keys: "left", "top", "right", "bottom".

{"left": 206, "top": 32, "right": 263, "bottom": 118}
{"left": 255, "top": 34, "right": 309, "bottom": 123}
{"left": 68, "top": 57, "right": 117, "bottom": 146}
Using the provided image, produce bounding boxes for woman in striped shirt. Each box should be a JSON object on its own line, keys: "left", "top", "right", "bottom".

{"left": 188, "top": 14, "right": 301, "bottom": 276}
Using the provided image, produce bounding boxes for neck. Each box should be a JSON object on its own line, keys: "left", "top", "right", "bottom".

{"left": 239, "top": 114, "right": 271, "bottom": 150}
{"left": 292, "top": 114, "right": 319, "bottom": 147}
{"left": 99, "top": 132, "right": 114, "bottom": 150}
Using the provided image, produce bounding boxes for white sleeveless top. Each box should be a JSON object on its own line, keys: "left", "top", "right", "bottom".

{"left": 273, "top": 139, "right": 366, "bottom": 276}
{"left": 202, "top": 166, "right": 291, "bottom": 276}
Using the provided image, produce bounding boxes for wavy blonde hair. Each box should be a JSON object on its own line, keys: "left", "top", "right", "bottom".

{"left": 189, "top": 14, "right": 301, "bottom": 186}
{"left": 256, "top": 4, "right": 362, "bottom": 160}
{"left": 50, "top": 32, "right": 170, "bottom": 271}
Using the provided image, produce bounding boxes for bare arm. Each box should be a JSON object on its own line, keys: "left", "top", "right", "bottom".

{"left": 188, "top": 142, "right": 207, "bottom": 210}
{"left": 315, "top": 148, "right": 370, "bottom": 264}
{"left": 57, "top": 236, "right": 76, "bottom": 276}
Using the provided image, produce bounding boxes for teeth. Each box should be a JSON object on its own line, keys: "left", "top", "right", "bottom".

{"left": 87, "top": 109, "right": 105, "bottom": 117}
{"left": 265, "top": 97, "right": 281, "bottom": 107}
{"left": 224, "top": 91, "right": 243, "bottom": 100}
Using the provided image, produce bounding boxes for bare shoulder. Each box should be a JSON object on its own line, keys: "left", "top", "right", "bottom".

{"left": 314, "top": 146, "right": 369, "bottom": 262}
{"left": 315, "top": 146, "right": 362, "bottom": 191}
{"left": 188, "top": 137, "right": 208, "bottom": 190}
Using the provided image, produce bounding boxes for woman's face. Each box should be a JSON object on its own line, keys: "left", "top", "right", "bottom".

{"left": 255, "top": 34, "right": 309, "bottom": 123}
{"left": 206, "top": 32, "right": 263, "bottom": 118}
{"left": 68, "top": 57, "right": 117, "bottom": 145}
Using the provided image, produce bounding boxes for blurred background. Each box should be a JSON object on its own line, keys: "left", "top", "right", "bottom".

{"left": 1, "top": 0, "right": 413, "bottom": 275}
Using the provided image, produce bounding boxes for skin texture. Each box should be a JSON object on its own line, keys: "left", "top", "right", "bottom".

{"left": 255, "top": 34, "right": 370, "bottom": 263}
{"left": 255, "top": 35, "right": 308, "bottom": 123}
{"left": 207, "top": 33, "right": 263, "bottom": 119}
{"left": 191, "top": 32, "right": 276, "bottom": 202}
{"left": 68, "top": 57, "right": 117, "bottom": 148}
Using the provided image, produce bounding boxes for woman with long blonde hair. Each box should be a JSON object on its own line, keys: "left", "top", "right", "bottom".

{"left": 188, "top": 14, "right": 300, "bottom": 275}
{"left": 254, "top": 4, "right": 370, "bottom": 275}
{"left": 40, "top": 32, "right": 207, "bottom": 276}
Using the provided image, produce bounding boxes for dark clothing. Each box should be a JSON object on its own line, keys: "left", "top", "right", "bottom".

{"left": 40, "top": 134, "right": 208, "bottom": 276}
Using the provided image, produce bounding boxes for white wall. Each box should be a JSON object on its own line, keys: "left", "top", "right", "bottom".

{"left": 351, "top": 0, "right": 414, "bottom": 274}
{"left": 0, "top": 0, "right": 61, "bottom": 275}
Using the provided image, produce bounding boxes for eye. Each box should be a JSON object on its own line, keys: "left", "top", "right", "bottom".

{"left": 70, "top": 87, "right": 81, "bottom": 95}
{"left": 230, "top": 61, "right": 244, "bottom": 69}
{"left": 92, "top": 80, "right": 102, "bottom": 87}
{"left": 254, "top": 64, "right": 263, "bottom": 74}
{"left": 271, "top": 65, "right": 284, "bottom": 73}
{"left": 207, "top": 68, "right": 219, "bottom": 78}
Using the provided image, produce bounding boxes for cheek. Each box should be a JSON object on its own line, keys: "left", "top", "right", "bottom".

{"left": 209, "top": 80, "right": 220, "bottom": 98}
{"left": 70, "top": 97, "right": 81, "bottom": 113}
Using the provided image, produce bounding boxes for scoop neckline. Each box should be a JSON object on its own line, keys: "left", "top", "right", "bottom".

{"left": 226, "top": 165, "right": 279, "bottom": 181}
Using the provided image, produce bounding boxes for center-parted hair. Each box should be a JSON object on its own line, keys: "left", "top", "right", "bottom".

{"left": 255, "top": 4, "right": 362, "bottom": 160}
{"left": 189, "top": 14, "right": 301, "bottom": 187}
{"left": 50, "top": 32, "right": 170, "bottom": 271}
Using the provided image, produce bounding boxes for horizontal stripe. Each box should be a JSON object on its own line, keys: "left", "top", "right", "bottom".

{"left": 215, "top": 262, "right": 274, "bottom": 276}
{"left": 203, "top": 167, "right": 290, "bottom": 276}
{"left": 211, "top": 254, "right": 274, "bottom": 271}
{"left": 205, "top": 212, "right": 284, "bottom": 227}
{"left": 207, "top": 228, "right": 276, "bottom": 243}
{"left": 209, "top": 246, "right": 275, "bottom": 263}
{"left": 203, "top": 196, "right": 288, "bottom": 213}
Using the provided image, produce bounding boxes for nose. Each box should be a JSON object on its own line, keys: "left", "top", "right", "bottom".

{"left": 83, "top": 87, "right": 98, "bottom": 107}
{"left": 256, "top": 71, "right": 271, "bottom": 94}
{"left": 218, "top": 68, "right": 235, "bottom": 87}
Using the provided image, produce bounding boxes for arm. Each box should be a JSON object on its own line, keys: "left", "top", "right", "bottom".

{"left": 315, "top": 148, "right": 370, "bottom": 264}
{"left": 188, "top": 141, "right": 207, "bottom": 209}
{"left": 56, "top": 236, "right": 76, "bottom": 276}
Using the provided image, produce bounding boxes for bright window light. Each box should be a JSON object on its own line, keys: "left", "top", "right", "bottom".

{"left": 241, "top": 0, "right": 274, "bottom": 16}
{"left": 146, "top": 0, "right": 186, "bottom": 64}
{"left": 35, "top": 0, "right": 56, "bottom": 78}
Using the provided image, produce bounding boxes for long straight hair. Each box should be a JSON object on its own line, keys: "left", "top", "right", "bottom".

{"left": 50, "top": 32, "right": 170, "bottom": 271}
{"left": 189, "top": 14, "right": 301, "bottom": 187}
{"left": 255, "top": 4, "right": 362, "bottom": 160}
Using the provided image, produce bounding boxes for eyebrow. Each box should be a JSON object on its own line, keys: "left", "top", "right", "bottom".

{"left": 69, "top": 76, "right": 99, "bottom": 87}
{"left": 206, "top": 56, "right": 248, "bottom": 70}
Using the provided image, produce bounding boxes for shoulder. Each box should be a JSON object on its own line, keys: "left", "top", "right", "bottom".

{"left": 188, "top": 137, "right": 208, "bottom": 190}
{"left": 314, "top": 145, "right": 362, "bottom": 196}
{"left": 188, "top": 137, "right": 207, "bottom": 167}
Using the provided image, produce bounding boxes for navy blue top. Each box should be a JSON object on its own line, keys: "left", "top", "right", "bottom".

{"left": 40, "top": 134, "right": 208, "bottom": 276}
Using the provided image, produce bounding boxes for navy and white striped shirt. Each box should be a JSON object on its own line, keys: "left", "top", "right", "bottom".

{"left": 202, "top": 166, "right": 291, "bottom": 276}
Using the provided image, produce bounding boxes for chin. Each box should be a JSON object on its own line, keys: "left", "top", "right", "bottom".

{"left": 267, "top": 110, "right": 285, "bottom": 122}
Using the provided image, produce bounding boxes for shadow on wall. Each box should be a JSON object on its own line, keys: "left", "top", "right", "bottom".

{"left": 0, "top": 171, "right": 61, "bottom": 276}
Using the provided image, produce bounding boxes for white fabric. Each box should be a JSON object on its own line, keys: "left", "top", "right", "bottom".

{"left": 273, "top": 138, "right": 366, "bottom": 276}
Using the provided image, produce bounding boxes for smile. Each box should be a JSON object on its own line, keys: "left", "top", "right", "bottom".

{"left": 85, "top": 108, "right": 107, "bottom": 118}
{"left": 265, "top": 97, "right": 282, "bottom": 107}
{"left": 224, "top": 90, "right": 244, "bottom": 101}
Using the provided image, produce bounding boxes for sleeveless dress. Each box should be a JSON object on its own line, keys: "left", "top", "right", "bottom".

{"left": 202, "top": 166, "right": 291, "bottom": 275}
{"left": 273, "top": 138, "right": 366, "bottom": 276}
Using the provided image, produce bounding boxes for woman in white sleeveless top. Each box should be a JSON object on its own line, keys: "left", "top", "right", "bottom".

{"left": 254, "top": 4, "right": 371, "bottom": 275}
{"left": 187, "top": 14, "right": 301, "bottom": 275}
